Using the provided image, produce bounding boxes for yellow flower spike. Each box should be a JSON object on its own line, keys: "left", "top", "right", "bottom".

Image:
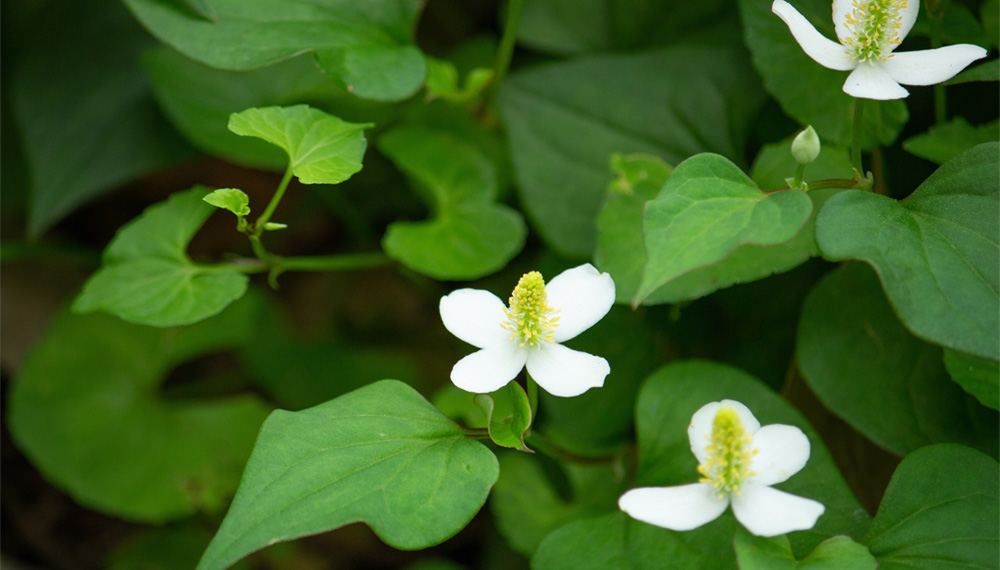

{"left": 502, "top": 271, "right": 560, "bottom": 348}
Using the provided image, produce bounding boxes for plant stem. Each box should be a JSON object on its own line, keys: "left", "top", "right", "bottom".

{"left": 792, "top": 163, "right": 807, "bottom": 189}
{"left": 277, "top": 252, "right": 390, "bottom": 272}
{"left": 851, "top": 97, "right": 865, "bottom": 179}
{"left": 254, "top": 165, "right": 294, "bottom": 235}
{"left": 929, "top": 14, "right": 947, "bottom": 124}
{"left": 526, "top": 375, "right": 538, "bottom": 424}
{"left": 487, "top": 0, "right": 524, "bottom": 110}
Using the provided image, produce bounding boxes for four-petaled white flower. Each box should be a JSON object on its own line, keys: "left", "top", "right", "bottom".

{"left": 618, "top": 399, "right": 825, "bottom": 537}
{"left": 772, "top": 0, "right": 987, "bottom": 99}
{"left": 439, "top": 263, "right": 615, "bottom": 397}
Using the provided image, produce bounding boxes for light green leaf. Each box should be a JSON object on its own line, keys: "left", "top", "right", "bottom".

{"left": 73, "top": 187, "right": 249, "bottom": 327}
{"left": 734, "top": 530, "right": 877, "bottom": 570}
{"left": 739, "top": 0, "right": 908, "bottom": 148}
{"left": 903, "top": 117, "right": 999, "bottom": 165}
{"left": 635, "top": 153, "right": 813, "bottom": 304}
{"left": 797, "top": 263, "right": 998, "bottom": 456}
{"left": 7, "top": 300, "right": 270, "bottom": 522}
{"left": 863, "top": 444, "right": 999, "bottom": 569}
{"left": 196, "top": 380, "right": 499, "bottom": 570}
{"left": 13, "top": 0, "right": 194, "bottom": 236}
{"left": 498, "top": 45, "right": 765, "bottom": 257}
{"left": 816, "top": 142, "right": 1000, "bottom": 359}
{"left": 474, "top": 381, "right": 533, "bottom": 452}
{"left": 424, "top": 57, "right": 493, "bottom": 103}
{"left": 943, "top": 349, "right": 1000, "bottom": 410}
{"left": 204, "top": 188, "right": 250, "bottom": 217}
{"left": 378, "top": 126, "right": 526, "bottom": 280}
{"left": 122, "top": 0, "right": 427, "bottom": 101}
{"left": 227, "top": 105, "right": 371, "bottom": 185}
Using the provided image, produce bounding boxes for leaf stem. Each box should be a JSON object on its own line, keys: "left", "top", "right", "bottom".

{"left": 851, "top": 97, "right": 865, "bottom": 179}
{"left": 254, "top": 165, "right": 294, "bottom": 235}
{"left": 929, "top": 13, "right": 947, "bottom": 124}
{"left": 487, "top": 0, "right": 524, "bottom": 110}
{"left": 277, "top": 252, "right": 390, "bottom": 272}
{"left": 526, "top": 375, "right": 538, "bottom": 425}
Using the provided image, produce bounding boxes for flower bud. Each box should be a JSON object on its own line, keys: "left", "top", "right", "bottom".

{"left": 791, "top": 125, "right": 821, "bottom": 165}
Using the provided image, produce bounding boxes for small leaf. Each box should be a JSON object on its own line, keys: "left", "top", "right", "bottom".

{"left": 378, "top": 126, "right": 526, "bottom": 280}
{"left": 734, "top": 529, "right": 877, "bottom": 570}
{"left": 863, "top": 444, "right": 999, "bottom": 569}
{"left": 204, "top": 188, "right": 250, "bottom": 217}
{"left": 424, "top": 57, "right": 493, "bottom": 103}
{"left": 196, "top": 380, "right": 499, "bottom": 570}
{"left": 943, "top": 349, "right": 1000, "bottom": 410}
{"left": 816, "top": 142, "right": 999, "bottom": 359}
{"left": 474, "top": 381, "right": 533, "bottom": 452}
{"left": 73, "top": 187, "right": 249, "bottom": 327}
{"left": 903, "top": 117, "right": 999, "bottom": 165}
{"left": 635, "top": 153, "right": 813, "bottom": 304}
{"left": 227, "top": 105, "right": 372, "bottom": 185}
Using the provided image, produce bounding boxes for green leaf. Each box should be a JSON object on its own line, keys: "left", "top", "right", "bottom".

{"left": 424, "top": 57, "right": 493, "bottom": 103}
{"left": 816, "top": 142, "right": 1000, "bottom": 359}
{"left": 903, "top": 117, "right": 999, "bottom": 165}
{"left": 946, "top": 58, "right": 1000, "bottom": 84}
{"left": 797, "top": 263, "right": 998, "bottom": 457}
{"left": 498, "top": 45, "right": 765, "bottom": 257}
{"left": 197, "top": 380, "right": 499, "bottom": 570}
{"left": 73, "top": 187, "right": 249, "bottom": 327}
{"left": 635, "top": 153, "right": 813, "bottom": 304}
{"left": 378, "top": 126, "right": 526, "bottom": 280}
{"left": 749, "top": 137, "right": 854, "bottom": 192}
{"left": 943, "top": 349, "right": 1000, "bottom": 411}
{"left": 108, "top": 528, "right": 252, "bottom": 570}
{"left": 12, "top": 0, "right": 193, "bottom": 236}
{"left": 474, "top": 381, "right": 533, "bottom": 452}
{"left": 227, "top": 105, "right": 371, "bottom": 185}
{"left": 7, "top": 300, "right": 271, "bottom": 522}
{"left": 739, "top": 0, "right": 908, "bottom": 147}
{"left": 863, "top": 444, "right": 999, "bottom": 569}
{"left": 122, "top": 0, "right": 427, "bottom": 101}
{"left": 204, "top": 188, "right": 250, "bottom": 217}
{"left": 734, "top": 530, "right": 877, "bottom": 570}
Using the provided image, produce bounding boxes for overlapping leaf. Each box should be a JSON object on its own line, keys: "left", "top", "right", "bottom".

{"left": 734, "top": 531, "right": 877, "bottom": 570}
{"left": 474, "top": 381, "right": 533, "bottom": 452}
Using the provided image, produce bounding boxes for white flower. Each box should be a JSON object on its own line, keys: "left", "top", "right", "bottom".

{"left": 439, "top": 263, "right": 615, "bottom": 397}
{"left": 618, "top": 399, "right": 825, "bottom": 537}
{"left": 772, "top": 0, "right": 987, "bottom": 99}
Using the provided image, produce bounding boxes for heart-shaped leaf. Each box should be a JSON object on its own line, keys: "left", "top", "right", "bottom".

{"left": 73, "top": 187, "right": 250, "bottom": 327}
{"left": 734, "top": 530, "right": 877, "bottom": 570}
{"left": 903, "top": 117, "right": 999, "bottom": 165}
{"left": 816, "top": 142, "right": 999, "bottom": 359}
{"left": 122, "top": 0, "right": 427, "bottom": 101}
{"left": 204, "top": 188, "right": 250, "bottom": 217}
{"left": 474, "top": 381, "right": 533, "bottom": 452}
{"left": 227, "top": 105, "right": 371, "bottom": 185}
{"left": 378, "top": 126, "right": 526, "bottom": 280}
{"left": 197, "top": 380, "right": 499, "bottom": 570}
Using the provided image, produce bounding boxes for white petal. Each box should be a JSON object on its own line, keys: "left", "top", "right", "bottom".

{"left": 773, "top": 0, "right": 856, "bottom": 71}
{"left": 545, "top": 264, "right": 616, "bottom": 343}
{"left": 450, "top": 343, "right": 527, "bottom": 394}
{"left": 524, "top": 342, "right": 608, "bottom": 397}
{"left": 896, "top": 0, "right": 919, "bottom": 45}
{"left": 619, "top": 483, "right": 730, "bottom": 531}
{"left": 749, "top": 424, "right": 811, "bottom": 486}
{"left": 843, "top": 61, "right": 910, "bottom": 99}
{"left": 731, "top": 484, "right": 825, "bottom": 537}
{"left": 440, "top": 289, "right": 510, "bottom": 349}
{"left": 882, "top": 44, "right": 988, "bottom": 86}
{"left": 687, "top": 399, "right": 761, "bottom": 463}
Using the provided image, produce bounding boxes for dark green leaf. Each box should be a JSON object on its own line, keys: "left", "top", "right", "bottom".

{"left": 7, "top": 300, "right": 270, "bottom": 522}
{"left": 474, "top": 381, "right": 533, "bottom": 452}
{"left": 378, "top": 126, "right": 526, "bottom": 280}
{"left": 636, "top": 153, "right": 813, "bottom": 304}
{"left": 227, "top": 105, "right": 371, "bottom": 185}
{"left": 863, "top": 444, "right": 999, "bottom": 569}
{"left": 498, "top": 45, "right": 765, "bottom": 257}
{"left": 943, "top": 349, "right": 1000, "bottom": 411}
{"left": 816, "top": 142, "right": 999, "bottom": 359}
{"left": 740, "top": 0, "right": 908, "bottom": 147}
{"left": 903, "top": 117, "right": 999, "bottom": 165}
{"left": 197, "top": 380, "right": 499, "bottom": 570}
{"left": 108, "top": 527, "right": 252, "bottom": 570}
{"left": 123, "top": 0, "right": 427, "bottom": 101}
{"left": 12, "top": 0, "right": 193, "bottom": 236}
{"left": 73, "top": 187, "right": 249, "bottom": 327}
{"left": 734, "top": 529, "right": 877, "bottom": 570}
{"left": 946, "top": 58, "right": 1000, "bottom": 84}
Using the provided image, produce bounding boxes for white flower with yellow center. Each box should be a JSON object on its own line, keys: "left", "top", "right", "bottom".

{"left": 772, "top": 0, "right": 987, "bottom": 99}
{"left": 439, "top": 264, "right": 615, "bottom": 397}
{"left": 618, "top": 400, "right": 825, "bottom": 537}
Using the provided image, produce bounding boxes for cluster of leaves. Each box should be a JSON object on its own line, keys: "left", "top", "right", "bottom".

{"left": 3, "top": 0, "right": 997, "bottom": 569}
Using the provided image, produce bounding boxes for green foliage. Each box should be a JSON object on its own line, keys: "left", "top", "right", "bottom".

{"left": 943, "top": 349, "right": 1000, "bottom": 410}
{"left": 863, "top": 445, "right": 999, "bottom": 569}
{"left": 227, "top": 105, "right": 372, "bottom": 184}
{"left": 73, "top": 187, "right": 250, "bottom": 326}
{"left": 378, "top": 126, "right": 526, "bottom": 279}
{"left": 474, "top": 381, "right": 533, "bottom": 452}
{"left": 204, "top": 188, "right": 250, "bottom": 217}
{"left": 734, "top": 530, "right": 877, "bottom": 570}
{"left": 498, "top": 45, "right": 765, "bottom": 257}
{"left": 8, "top": 300, "right": 270, "bottom": 522}
{"left": 903, "top": 117, "right": 999, "bottom": 164}
{"left": 122, "top": 0, "right": 427, "bottom": 101}
{"left": 635, "top": 153, "right": 814, "bottom": 304}
{"left": 424, "top": 57, "right": 494, "bottom": 103}
{"left": 798, "top": 263, "right": 998, "bottom": 456}
{"left": 196, "top": 380, "right": 499, "bottom": 570}
{"left": 816, "top": 143, "right": 1000, "bottom": 359}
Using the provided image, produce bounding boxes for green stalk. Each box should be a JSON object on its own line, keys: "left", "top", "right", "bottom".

{"left": 254, "top": 165, "right": 294, "bottom": 235}
{"left": 929, "top": 15, "right": 947, "bottom": 124}
{"left": 277, "top": 252, "right": 390, "bottom": 272}
{"left": 851, "top": 98, "right": 866, "bottom": 179}
{"left": 526, "top": 375, "right": 538, "bottom": 424}
{"left": 487, "top": 0, "right": 525, "bottom": 109}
